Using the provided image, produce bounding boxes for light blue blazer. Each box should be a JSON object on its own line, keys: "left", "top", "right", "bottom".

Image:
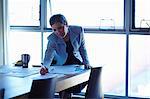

{"left": 43, "top": 25, "right": 89, "bottom": 67}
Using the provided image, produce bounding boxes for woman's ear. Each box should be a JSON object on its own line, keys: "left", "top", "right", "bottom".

{"left": 65, "top": 22, "right": 68, "bottom": 26}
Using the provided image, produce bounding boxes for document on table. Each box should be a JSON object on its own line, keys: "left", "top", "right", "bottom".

{"left": 47, "top": 65, "right": 85, "bottom": 74}
{"left": 0, "top": 67, "right": 40, "bottom": 78}
{"left": 0, "top": 67, "right": 12, "bottom": 74}
{"left": 0, "top": 65, "right": 85, "bottom": 77}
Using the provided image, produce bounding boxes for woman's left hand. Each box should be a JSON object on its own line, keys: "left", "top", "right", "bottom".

{"left": 84, "top": 64, "right": 92, "bottom": 69}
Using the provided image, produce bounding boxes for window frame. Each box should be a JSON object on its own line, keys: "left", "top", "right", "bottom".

{"left": 130, "top": 0, "right": 150, "bottom": 33}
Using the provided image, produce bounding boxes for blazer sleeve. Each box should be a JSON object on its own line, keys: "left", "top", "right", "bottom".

{"left": 79, "top": 27, "right": 90, "bottom": 65}
{"left": 43, "top": 39, "right": 56, "bottom": 67}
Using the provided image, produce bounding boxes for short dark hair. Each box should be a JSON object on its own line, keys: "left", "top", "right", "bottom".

{"left": 49, "top": 14, "right": 68, "bottom": 26}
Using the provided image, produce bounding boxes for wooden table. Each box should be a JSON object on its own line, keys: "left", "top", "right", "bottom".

{"left": 0, "top": 66, "right": 90, "bottom": 99}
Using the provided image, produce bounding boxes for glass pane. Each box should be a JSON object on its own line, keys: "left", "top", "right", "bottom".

{"left": 135, "top": 0, "right": 150, "bottom": 28}
{"left": 8, "top": 32, "right": 42, "bottom": 67}
{"left": 8, "top": 0, "right": 40, "bottom": 26}
{"left": 129, "top": 35, "right": 150, "bottom": 98}
{"left": 47, "top": 0, "right": 124, "bottom": 29}
{"left": 85, "top": 34, "right": 126, "bottom": 95}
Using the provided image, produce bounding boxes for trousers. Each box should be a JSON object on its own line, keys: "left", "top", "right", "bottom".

{"left": 59, "top": 81, "right": 88, "bottom": 99}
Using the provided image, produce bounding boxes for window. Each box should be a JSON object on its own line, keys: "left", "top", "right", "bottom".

{"left": 47, "top": 0, "right": 124, "bottom": 30}
{"left": 85, "top": 34, "right": 126, "bottom": 96}
{"left": 129, "top": 35, "right": 150, "bottom": 98}
{"left": 133, "top": 0, "right": 150, "bottom": 29}
{"left": 8, "top": 31, "right": 42, "bottom": 66}
{"left": 8, "top": 0, "right": 40, "bottom": 26}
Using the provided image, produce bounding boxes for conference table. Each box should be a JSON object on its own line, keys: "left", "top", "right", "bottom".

{"left": 0, "top": 65, "right": 90, "bottom": 99}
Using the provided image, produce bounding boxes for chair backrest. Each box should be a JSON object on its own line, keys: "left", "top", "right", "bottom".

{"left": 0, "top": 88, "right": 5, "bottom": 99}
{"left": 85, "top": 67, "right": 103, "bottom": 99}
{"left": 28, "top": 77, "right": 57, "bottom": 99}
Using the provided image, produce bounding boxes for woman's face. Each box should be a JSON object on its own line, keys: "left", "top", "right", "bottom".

{"left": 51, "top": 22, "right": 68, "bottom": 38}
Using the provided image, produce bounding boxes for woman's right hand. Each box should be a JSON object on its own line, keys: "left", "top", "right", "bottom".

{"left": 40, "top": 66, "right": 49, "bottom": 75}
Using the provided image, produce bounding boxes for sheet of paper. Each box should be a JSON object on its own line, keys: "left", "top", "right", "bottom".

{"left": 5, "top": 70, "right": 39, "bottom": 78}
{"left": 0, "top": 67, "right": 40, "bottom": 78}
{"left": 47, "top": 65, "right": 85, "bottom": 74}
{"left": 0, "top": 67, "right": 12, "bottom": 74}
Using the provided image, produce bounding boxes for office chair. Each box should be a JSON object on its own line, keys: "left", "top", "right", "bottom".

{"left": 72, "top": 67, "right": 103, "bottom": 99}
{"left": 85, "top": 66, "right": 103, "bottom": 99}
{"left": 0, "top": 88, "right": 5, "bottom": 99}
{"left": 28, "top": 77, "right": 57, "bottom": 99}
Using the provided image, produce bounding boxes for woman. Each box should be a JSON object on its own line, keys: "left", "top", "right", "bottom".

{"left": 40, "top": 14, "right": 91, "bottom": 99}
